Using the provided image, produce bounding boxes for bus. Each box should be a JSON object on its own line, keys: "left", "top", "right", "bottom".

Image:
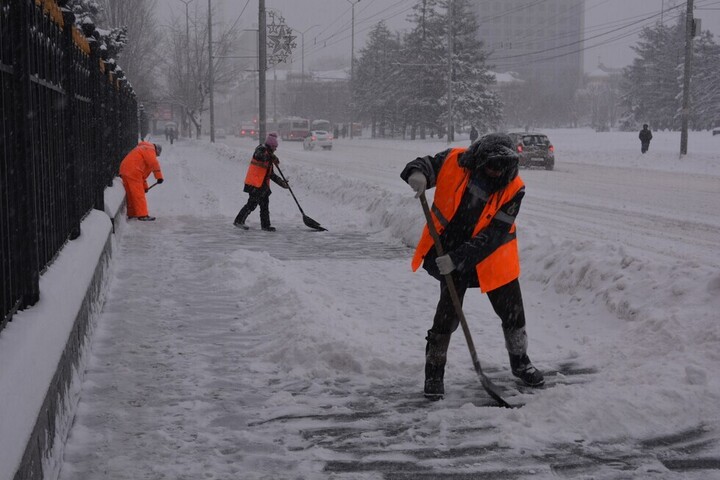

{"left": 278, "top": 117, "right": 310, "bottom": 141}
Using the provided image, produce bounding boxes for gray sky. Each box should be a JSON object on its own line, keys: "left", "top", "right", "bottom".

{"left": 158, "top": 0, "right": 720, "bottom": 73}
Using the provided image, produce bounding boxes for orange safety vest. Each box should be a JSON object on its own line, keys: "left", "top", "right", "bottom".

{"left": 411, "top": 148, "right": 525, "bottom": 293}
{"left": 244, "top": 156, "right": 272, "bottom": 188}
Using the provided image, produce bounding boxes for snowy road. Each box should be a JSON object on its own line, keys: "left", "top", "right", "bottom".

{"left": 58, "top": 133, "right": 720, "bottom": 479}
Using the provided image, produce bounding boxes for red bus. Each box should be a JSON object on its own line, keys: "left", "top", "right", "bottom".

{"left": 278, "top": 117, "right": 310, "bottom": 141}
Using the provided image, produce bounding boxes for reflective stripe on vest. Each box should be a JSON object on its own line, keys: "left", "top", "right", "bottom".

{"left": 244, "top": 158, "right": 270, "bottom": 188}
{"left": 411, "top": 148, "right": 525, "bottom": 293}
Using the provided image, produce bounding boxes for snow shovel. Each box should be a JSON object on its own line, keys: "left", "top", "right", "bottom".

{"left": 275, "top": 165, "right": 327, "bottom": 232}
{"left": 419, "top": 192, "right": 513, "bottom": 408}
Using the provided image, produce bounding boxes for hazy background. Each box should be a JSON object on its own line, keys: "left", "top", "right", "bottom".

{"left": 157, "top": 0, "right": 720, "bottom": 74}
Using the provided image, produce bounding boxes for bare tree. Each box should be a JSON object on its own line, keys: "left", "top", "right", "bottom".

{"left": 161, "top": 2, "right": 244, "bottom": 138}
{"left": 97, "top": 0, "right": 163, "bottom": 102}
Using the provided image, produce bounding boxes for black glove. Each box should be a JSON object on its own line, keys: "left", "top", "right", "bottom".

{"left": 280, "top": 179, "right": 289, "bottom": 189}
{"left": 156, "top": 178, "right": 164, "bottom": 184}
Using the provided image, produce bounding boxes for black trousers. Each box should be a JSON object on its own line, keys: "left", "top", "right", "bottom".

{"left": 641, "top": 141, "right": 650, "bottom": 153}
{"left": 430, "top": 277, "right": 526, "bottom": 335}
{"left": 234, "top": 193, "right": 271, "bottom": 227}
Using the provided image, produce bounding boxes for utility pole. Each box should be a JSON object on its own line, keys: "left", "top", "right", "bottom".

{"left": 208, "top": 0, "right": 215, "bottom": 142}
{"left": 446, "top": 0, "right": 454, "bottom": 144}
{"left": 178, "top": 0, "right": 193, "bottom": 138}
{"left": 680, "top": 0, "right": 694, "bottom": 156}
{"left": 258, "top": 0, "right": 267, "bottom": 142}
{"left": 346, "top": 0, "right": 360, "bottom": 139}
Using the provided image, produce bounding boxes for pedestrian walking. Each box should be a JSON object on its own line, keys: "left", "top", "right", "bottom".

{"left": 401, "top": 133, "right": 544, "bottom": 400}
{"left": 119, "top": 141, "right": 164, "bottom": 221}
{"left": 639, "top": 124, "right": 653, "bottom": 153}
{"left": 469, "top": 125, "right": 479, "bottom": 144}
{"left": 233, "top": 132, "right": 289, "bottom": 231}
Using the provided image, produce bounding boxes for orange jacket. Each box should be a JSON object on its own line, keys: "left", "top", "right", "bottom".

{"left": 412, "top": 148, "right": 524, "bottom": 292}
{"left": 119, "top": 142, "right": 164, "bottom": 186}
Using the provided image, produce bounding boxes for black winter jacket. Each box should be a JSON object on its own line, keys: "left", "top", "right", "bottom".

{"left": 401, "top": 149, "right": 525, "bottom": 286}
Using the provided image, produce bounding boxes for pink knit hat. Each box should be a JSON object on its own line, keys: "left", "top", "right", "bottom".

{"left": 265, "top": 132, "right": 278, "bottom": 150}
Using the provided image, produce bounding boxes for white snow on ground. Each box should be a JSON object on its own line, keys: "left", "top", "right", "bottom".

{"left": 3, "top": 128, "right": 720, "bottom": 479}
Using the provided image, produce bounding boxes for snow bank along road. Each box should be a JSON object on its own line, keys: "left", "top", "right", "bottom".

{"left": 58, "top": 135, "right": 720, "bottom": 479}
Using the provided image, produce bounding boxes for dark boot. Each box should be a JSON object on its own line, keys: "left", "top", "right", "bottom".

{"left": 233, "top": 207, "right": 250, "bottom": 228}
{"left": 505, "top": 327, "right": 544, "bottom": 387}
{"left": 424, "top": 330, "right": 451, "bottom": 400}
{"left": 509, "top": 354, "right": 545, "bottom": 387}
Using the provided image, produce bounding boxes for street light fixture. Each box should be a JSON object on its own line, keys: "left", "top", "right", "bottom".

{"left": 346, "top": 0, "right": 360, "bottom": 139}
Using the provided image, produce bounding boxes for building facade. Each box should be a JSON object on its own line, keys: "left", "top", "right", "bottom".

{"left": 474, "top": 0, "right": 585, "bottom": 90}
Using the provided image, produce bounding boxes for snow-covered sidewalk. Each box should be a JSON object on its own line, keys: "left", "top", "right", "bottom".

{"left": 53, "top": 134, "right": 720, "bottom": 479}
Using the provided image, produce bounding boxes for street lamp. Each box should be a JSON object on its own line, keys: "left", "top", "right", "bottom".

{"left": 292, "top": 24, "right": 319, "bottom": 115}
{"left": 346, "top": 0, "right": 360, "bottom": 139}
{"left": 178, "top": 0, "right": 194, "bottom": 138}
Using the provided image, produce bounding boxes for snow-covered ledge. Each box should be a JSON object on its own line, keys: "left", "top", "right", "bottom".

{"left": 0, "top": 180, "right": 126, "bottom": 480}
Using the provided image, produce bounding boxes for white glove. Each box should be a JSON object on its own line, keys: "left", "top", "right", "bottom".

{"left": 436, "top": 254, "right": 456, "bottom": 275}
{"left": 408, "top": 170, "right": 427, "bottom": 198}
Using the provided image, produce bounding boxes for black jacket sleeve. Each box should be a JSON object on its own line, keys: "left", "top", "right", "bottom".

{"left": 448, "top": 188, "right": 525, "bottom": 273}
{"left": 270, "top": 172, "right": 285, "bottom": 186}
{"left": 400, "top": 149, "right": 452, "bottom": 189}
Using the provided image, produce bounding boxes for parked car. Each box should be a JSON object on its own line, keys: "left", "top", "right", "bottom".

{"left": 215, "top": 128, "right": 227, "bottom": 139}
{"left": 303, "top": 130, "right": 333, "bottom": 150}
{"left": 507, "top": 132, "right": 555, "bottom": 170}
{"left": 239, "top": 123, "right": 257, "bottom": 139}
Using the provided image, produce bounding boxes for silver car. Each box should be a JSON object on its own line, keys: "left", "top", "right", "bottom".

{"left": 303, "top": 130, "right": 333, "bottom": 150}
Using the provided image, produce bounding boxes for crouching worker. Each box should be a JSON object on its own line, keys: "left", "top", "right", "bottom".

{"left": 401, "top": 133, "right": 544, "bottom": 400}
{"left": 233, "top": 132, "right": 289, "bottom": 231}
{"left": 119, "top": 141, "right": 164, "bottom": 221}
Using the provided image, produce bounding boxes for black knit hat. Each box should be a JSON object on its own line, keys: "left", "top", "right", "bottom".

{"left": 459, "top": 133, "right": 519, "bottom": 185}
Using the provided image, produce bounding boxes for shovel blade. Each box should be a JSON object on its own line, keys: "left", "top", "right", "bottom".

{"left": 303, "top": 215, "right": 327, "bottom": 231}
{"left": 480, "top": 375, "right": 514, "bottom": 408}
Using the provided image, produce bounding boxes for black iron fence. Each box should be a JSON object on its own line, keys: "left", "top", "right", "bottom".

{"left": 1, "top": 0, "right": 138, "bottom": 331}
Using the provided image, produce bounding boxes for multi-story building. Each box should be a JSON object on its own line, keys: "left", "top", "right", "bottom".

{"left": 474, "top": 0, "right": 585, "bottom": 90}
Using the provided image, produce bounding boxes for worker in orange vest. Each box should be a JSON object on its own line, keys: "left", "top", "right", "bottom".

{"left": 233, "top": 132, "right": 288, "bottom": 231}
{"left": 119, "top": 141, "right": 164, "bottom": 221}
{"left": 401, "top": 133, "right": 544, "bottom": 400}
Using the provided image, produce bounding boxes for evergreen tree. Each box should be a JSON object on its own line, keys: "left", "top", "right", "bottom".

{"left": 621, "top": 15, "right": 720, "bottom": 131}
{"left": 354, "top": 22, "right": 402, "bottom": 137}
{"left": 690, "top": 30, "right": 720, "bottom": 130}
{"left": 443, "top": 0, "right": 502, "bottom": 134}
{"left": 621, "top": 21, "right": 682, "bottom": 130}
{"left": 401, "top": 0, "right": 448, "bottom": 138}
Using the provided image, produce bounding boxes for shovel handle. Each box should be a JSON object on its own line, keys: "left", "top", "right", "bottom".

{"left": 419, "top": 193, "right": 511, "bottom": 408}
{"left": 275, "top": 165, "right": 305, "bottom": 215}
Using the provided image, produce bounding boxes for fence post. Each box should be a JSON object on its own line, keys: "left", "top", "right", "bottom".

{"left": 89, "top": 41, "right": 105, "bottom": 212}
{"left": 61, "top": 9, "right": 80, "bottom": 240}
{"left": 11, "top": 0, "right": 40, "bottom": 307}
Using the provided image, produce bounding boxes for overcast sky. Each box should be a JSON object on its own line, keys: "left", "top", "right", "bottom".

{"left": 158, "top": 0, "right": 720, "bottom": 73}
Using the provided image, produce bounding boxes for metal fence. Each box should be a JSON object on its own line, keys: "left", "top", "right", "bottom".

{"left": 0, "top": 0, "right": 138, "bottom": 332}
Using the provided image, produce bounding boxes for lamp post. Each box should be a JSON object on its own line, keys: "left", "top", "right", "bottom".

{"left": 293, "top": 24, "right": 319, "bottom": 116}
{"left": 178, "top": 0, "right": 193, "bottom": 138}
{"left": 346, "top": 0, "right": 360, "bottom": 139}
